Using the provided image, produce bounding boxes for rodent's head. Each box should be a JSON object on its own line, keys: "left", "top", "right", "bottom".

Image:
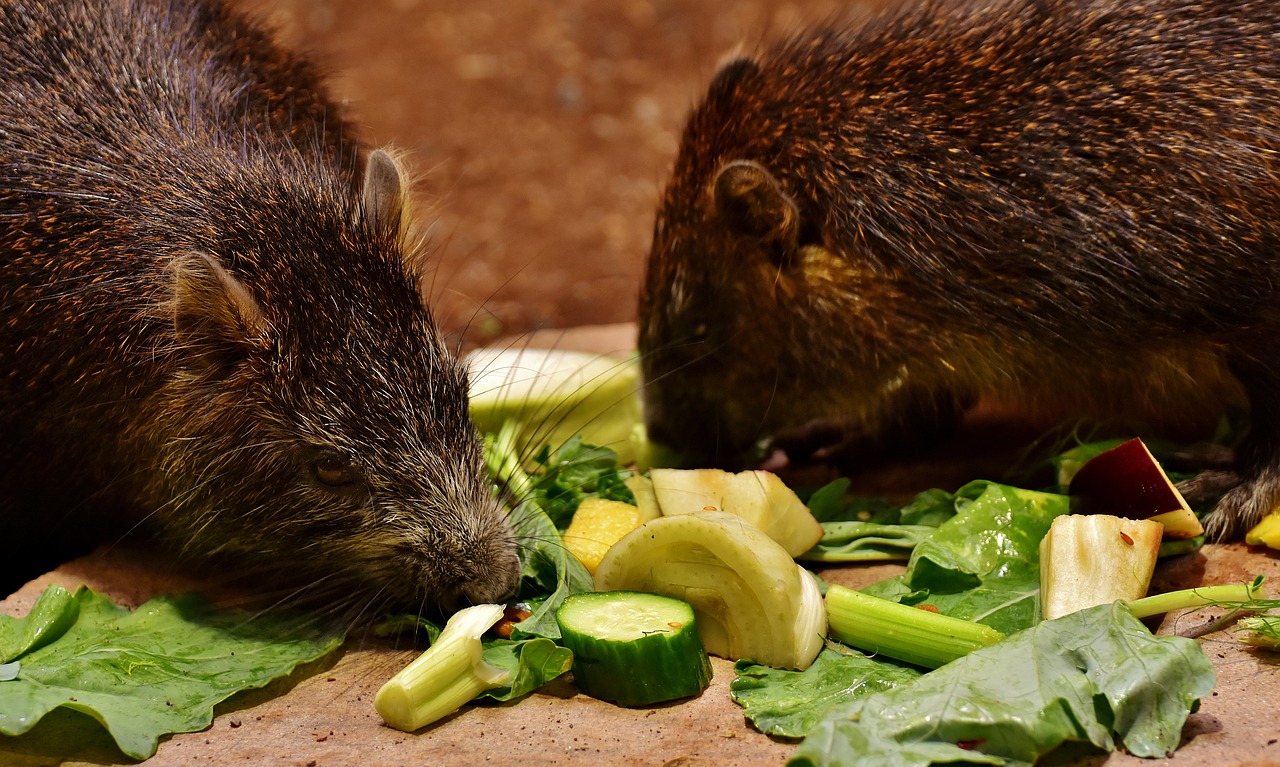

{"left": 141, "top": 150, "right": 519, "bottom": 616}
{"left": 639, "top": 57, "right": 943, "bottom": 468}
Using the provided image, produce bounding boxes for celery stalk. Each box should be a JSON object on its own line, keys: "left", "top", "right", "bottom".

{"left": 825, "top": 584, "right": 1005, "bottom": 669}
{"left": 374, "top": 604, "right": 513, "bottom": 732}
{"left": 1125, "top": 578, "right": 1267, "bottom": 619}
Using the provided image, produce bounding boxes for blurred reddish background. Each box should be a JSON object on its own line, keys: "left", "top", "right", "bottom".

{"left": 234, "top": 0, "right": 859, "bottom": 346}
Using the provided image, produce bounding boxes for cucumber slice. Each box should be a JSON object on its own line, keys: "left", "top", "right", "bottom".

{"left": 555, "top": 591, "right": 712, "bottom": 707}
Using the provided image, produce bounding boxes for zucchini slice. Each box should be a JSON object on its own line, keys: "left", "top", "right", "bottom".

{"left": 556, "top": 591, "right": 712, "bottom": 707}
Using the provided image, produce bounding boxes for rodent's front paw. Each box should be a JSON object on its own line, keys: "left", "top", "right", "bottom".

{"left": 1197, "top": 468, "right": 1280, "bottom": 542}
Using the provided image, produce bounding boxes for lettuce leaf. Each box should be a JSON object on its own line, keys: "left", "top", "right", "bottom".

{"left": 508, "top": 497, "right": 595, "bottom": 641}
{"left": 0, "top": 586, "right": 342, "bottom": 760}
{"left": 799, "top": 486, "right": 959, "bottom": 562}
{"left": 0, "top": 584, "right": 80, "bottom": 662}
{"left": 529, "top": 436, "right": 635, "bottom": 530}
{"left": 481, "top": 637, "right": 573, "bottom": 701}
{"left": 731, "top": 647, "right": 921, "bottom": 739}
{"left": 861, "top": 481, "right": 1070, "bottom": 635}
{"left": 789, "top": 602, "right": 1216, "bottom": 767}
{"left": 800, "top": 523, "right": 939, "bottom": 562}
{"left": 803, "top": 482, "right": 956, "bottom": 527}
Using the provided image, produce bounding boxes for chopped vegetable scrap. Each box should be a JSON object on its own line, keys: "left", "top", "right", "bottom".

{"left": 467, "top": 347, "right": 645, "bottom": 467}
{"left": 556, "top": 590, "right": 712, "bottom": 706}
{"left": 376, "top": 604, "right": 515, "bottom": 732}
{"left": 561, "top": 497, "right": 642, "bottom": 574}
{"left": 1039, "top": 514, "right": 1163, "bottom": 619}
{"left": 1068, "top": 437, "right": 1203, "bottom": 538}
{"left": 594, "top": 510, "right": 827, "bottom": 671}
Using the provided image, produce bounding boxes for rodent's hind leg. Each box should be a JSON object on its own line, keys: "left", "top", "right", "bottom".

{"left": 1196, "top": 354, "right": 1280, "bottom": 541}
{"left": 1165, "top": 442, "right": 1237, "bottom": 473}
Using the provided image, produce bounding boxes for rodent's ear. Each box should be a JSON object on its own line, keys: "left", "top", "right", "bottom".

{"left": 712, "top": 160, "right": 800, "bottom": 260}
{"left": 169, "top": 252, "right": 269, "bottom": 374}
{"left": 360, "top": 148, "right": 408, "bottom": 240}
{"left": 707, "top": 57, "right": 760, "bottom": 102}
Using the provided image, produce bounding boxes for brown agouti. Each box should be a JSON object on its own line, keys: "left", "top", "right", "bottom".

{"left": 0, "top": 0, "right": 520, "bottom": 613}
{"left": 639, "top": 0, "right": 1280, "bottom": 539}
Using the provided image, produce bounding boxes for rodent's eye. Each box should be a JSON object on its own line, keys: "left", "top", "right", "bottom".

{"left": 312, "top": 453, "right": 361, "bottom": 487}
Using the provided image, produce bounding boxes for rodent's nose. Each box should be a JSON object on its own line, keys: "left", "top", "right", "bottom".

{"left": 467, "top": 547, "right": 521, "bottom": 606}
{"left": 429, "top": 537, "right": 521, "bottom": 612}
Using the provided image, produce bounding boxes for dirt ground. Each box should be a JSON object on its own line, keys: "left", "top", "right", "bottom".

{"left": 233, "top": 0, "right": 858, "bottom": 346}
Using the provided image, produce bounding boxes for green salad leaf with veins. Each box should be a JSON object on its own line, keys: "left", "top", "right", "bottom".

{"left": 0, "top": 585, "right": 342, "bottom": 760}
{"left": 789, "top": 602, "right": 1215, "bottom": 767}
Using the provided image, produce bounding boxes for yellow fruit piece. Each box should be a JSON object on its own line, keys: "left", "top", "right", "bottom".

{"left": 562, "top": 498, "right": 642, "bottom": 574}
{"left": 1246, "top": 510, "right": 1280, "bottom": 549}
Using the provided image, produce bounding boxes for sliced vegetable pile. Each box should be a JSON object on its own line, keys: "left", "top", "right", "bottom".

{"left": 8, "top": 347, "right": 1280, "bottom": 765}
{"left": 359, "top": 347, "right": 1280, "bottom": 766}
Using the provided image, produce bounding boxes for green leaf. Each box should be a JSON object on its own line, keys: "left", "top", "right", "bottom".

{"left": 510, "top": 500, "right": 594, "bottom": 641}
{"left": 800, "top": 523, "right": 938, "bottom": 562}
{"left": 0, "top": 584, "right": 79, "bottom": 663}
{"left": 802, "top": 483, "right": 956, "bottom": 527}
{"left": 732, "top": 647, "right": 921, "bottom": 739}
{"left": 530, "top": 436, "right": 635, "bottom": 530}
{"left": 790, "top": 602, "right": 1215, "bottom": 767}
{"left": 479, "top": 637, "right": 574, "bottom": 702}
{"left": 862, "top": 482, "right": 1070, "bottom": 634}
{"left": 800, "top": 487, "right": 958, "bottom": 563}
{"left": 0, "top": 586, "right": 342, "bottom": 760}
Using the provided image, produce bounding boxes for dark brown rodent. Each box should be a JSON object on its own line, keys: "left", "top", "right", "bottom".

{"left": 639, "top": 0, "right": 1280, "bottom": 540}
{"left": 0, "top": 0, "right": 520, "bottom": 613}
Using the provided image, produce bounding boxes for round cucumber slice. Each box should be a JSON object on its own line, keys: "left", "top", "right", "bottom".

{"left": 556, "top": 591, "right": 712, "bottom": 707}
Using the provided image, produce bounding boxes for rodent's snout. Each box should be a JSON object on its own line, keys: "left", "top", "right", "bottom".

{"left": 409, "top": 496, "right": 522, "bottom": 612}
{"left": 454, "top": 535, "right": 522, "bottom": 609}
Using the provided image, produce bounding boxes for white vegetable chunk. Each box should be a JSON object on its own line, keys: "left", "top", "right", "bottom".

{"left": 467, "top": 347, "right": 644, "bottom": 466}
{"left": 594, "top": 510, "right": 826, "bottom": 670}
{"left": 647, "top": 468, "right": 825, "bottom": 557}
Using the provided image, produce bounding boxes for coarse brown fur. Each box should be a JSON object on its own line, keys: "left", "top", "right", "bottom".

{"left": 639, "top": 0, "right": 1280, "bottom": 539}
{"left": 0, "top": 0, "right": 520, "bottom": 615}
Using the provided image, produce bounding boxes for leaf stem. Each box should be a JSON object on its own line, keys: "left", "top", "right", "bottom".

{"left": 1125, "top": 576, "right": 1267, "bottom": 619}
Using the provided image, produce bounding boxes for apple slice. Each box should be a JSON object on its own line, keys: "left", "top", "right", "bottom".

{"left": 647, "top": 468, "right": 824, "bottom": 557}
{"left": 1067, "top": 438, "right": 1204, "bottom": 539}
{"left": 1039, "top": 514, "right": 1163, "bottom": 619}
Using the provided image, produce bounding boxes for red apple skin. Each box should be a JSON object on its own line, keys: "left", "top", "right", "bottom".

{"left": 1068, "top": 438, "right": 1203, "bottom": 538}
